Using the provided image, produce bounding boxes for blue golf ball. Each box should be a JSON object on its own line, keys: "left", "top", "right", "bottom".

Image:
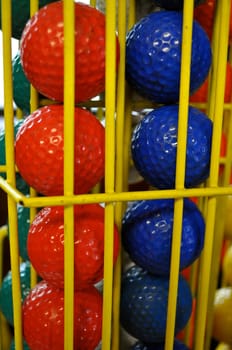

{"left": 126, "top": 10, "right": 212, "bottom": 103}
{"left": 0, "top": 261, "right": 31, "bottom": 326}
{"left": 131, "top": 105, "right": 212, "bottom": 189}
{"left": 122, "top": 198, "right": 205, "bottom": 275}
{"left": 154, "top": 0, "right": 205, "bottom": 10}
{"left": 0, "top": 119, "right": 29, "bottom": 194}
{"left": 131, "top": 339, "right": 189, "bottom": 349}
{"left": 120, "top": 265, "right": 192, "bottom": 343}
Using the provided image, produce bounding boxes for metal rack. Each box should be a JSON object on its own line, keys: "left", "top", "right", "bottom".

{"left": 0, "top": 0, "right": 232, "bottom": 349}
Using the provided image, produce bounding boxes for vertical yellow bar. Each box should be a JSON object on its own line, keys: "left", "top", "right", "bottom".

{"left": 194, "top": 1, "right": 231, "bottom": 349}
{"left": 29, "top": 0, "right": 39, "bottom": 291}
{"left": 128, "top": 0, "right": 136, "bottom": 30}
{"left": 112, "top": 0, "right": 127, "bottom": 349}
{"left": 63, "top": 0, "right": 75, "bottom": 349}
{"left": 1, "top": 1, "right": 23, "bottom": 350}
{"left": 102, "top": 0, "right": 117, "bottom": 349}
{"left": 30, "top": 0, "right": 39, "bottom": 113}
{"left": 165, "top": 1, "right": 194, "bottom": 349}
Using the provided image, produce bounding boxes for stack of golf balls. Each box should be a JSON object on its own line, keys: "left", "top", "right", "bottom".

{"left": 0, "top": 1, "right": 122, "bottom": 349}
{"left": 121, "top": 2, "right": 211, "bottom": 347}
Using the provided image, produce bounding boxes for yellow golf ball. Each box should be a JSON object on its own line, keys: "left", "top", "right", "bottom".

{"left": 212, "top": 287, "right": 232, "bottom": 344}
{"left": 215, "top": 344, "right": 232, "bottom": 350}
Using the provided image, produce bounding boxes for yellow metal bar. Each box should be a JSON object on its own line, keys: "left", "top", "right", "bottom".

{"left": 29, "top": 0, "right": 39, "bottom": 112}
{"left": 63, "top": 0, "right": 75, "bottom": 349}
{"left": 0, "top": 313, "right": 12, "bottom": 350}
{"left": 165, "top": 2, "right": 194, "bottom": 349}
{"left": 194, "top": 1, "right": 231, "bottom": 349}
{"left": 0, "top": 226, "right": 8, "bottom": 285}
{"left": 3, "top": 176, "right": 232, "bottom": 208}
{"left": 90, "top": 0, "right": 97, "bottom": 7}
{"left": 1, "top": 1, "right": 23, "bottom": 350}
{"left": 112, "top": 0, "right": 127, "bottom": 348}
{"left": 207, "top": 0, "right": 220, "bottom": 120}
{"left": 102, "top": 0, "right": 117, "bottom": 349}
{"left": 128, "top": 0, "right": 136, "bottom": 30}
{"left": 0, "top": 226, "right": 12, "bottom": 350}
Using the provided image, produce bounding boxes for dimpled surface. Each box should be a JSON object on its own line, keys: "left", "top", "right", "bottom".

{"left": 154, "top": 0, "right": 205, "bottom": 10}
{"left": 131, "top": 105, "right": 212, "bottom": 189}
{"left": 0, "top": 262, "right": 31, "bottom": 326}
{"left": 20, "top": 1, "right": 119, "bottom": 103}
{"left": 15, "top": 104, "right": 105, "bottom": 196}
{"left": 122, "top": 198, "right": 205, "bottom": 275}
{"left": 0, "top": 119, "right": 29, "bottom": 194}
{"left": 120, "top": 265, "right": 192, "bottom": 343}
{"left": 0, "top": 0, "right": 56, "bottom": 39}
{"left": 126, "top": 11, "right": 212, "bottom": 103}
{"left": 23, "top": 280, "right": 103, "bottom": 350}
{"left": 131, "top": 339, "right": 189, "bottom": 349}
{"left": 27, "top": 204, "right": 119, "bottom": 289}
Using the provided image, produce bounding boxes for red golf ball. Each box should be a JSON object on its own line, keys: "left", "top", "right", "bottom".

{"left": 190, "top": 62, "right": 232, "bottom": 103}
{"left": 20, "top": 1, "right": 120, "bottom": 103}
{"left": 194, "top": 0, "right": 232, "bottom": 42}
{"left": 15, "top": 104, "right": 105, "bottom": 196}
{"left": 27, "top": 204, "right": 120, "bottom": 289}
{"left": 23, "top": 280, "right": 103, "bottom": 350}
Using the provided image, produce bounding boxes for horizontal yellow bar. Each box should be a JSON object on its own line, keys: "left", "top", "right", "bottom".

{"left": 1, "top": 176, "right": 232, "bottom": 207}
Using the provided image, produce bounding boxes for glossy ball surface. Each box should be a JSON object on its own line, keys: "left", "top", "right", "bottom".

{"left": 0, "top": 119, "right": 29, "bottom": 194}
{"left": 23, "top": 280, "right": 103, "bottom": 350}
{"left": 0, "top": 262, "right": 31, "bottom": 326}
{"left": 122, "top": 198, "right": 205, "bottom": 275}
{"left": 15, "top": 104, "right": 105, "bottom": 196}
{"left": 126, "top": 11, "right": 212, "bottom": 103}
{"left": 27, "top": 204, "right": 120, "bottom": 289}
{"left": 131, "top": 339, "right": 189, "bottom": 349}
{"left": 120, "top": 265, "right": 192, "bottom": 343}
{"left": 131, "top": 105, "right": 212, "bottom": 189}
{"left": 0, "top": 0, "right": 56, "bottom": 39}
{"left": 154, "top": 0, "right": 205, "bottom": 10}
{"left": 20, "top": 1, "right": 119, "bottom": 103}
{"left": 212, "top": 287, "right": 232, "bottom": 344}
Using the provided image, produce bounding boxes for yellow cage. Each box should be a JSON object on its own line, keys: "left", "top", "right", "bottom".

{"left": 0, "top": 0, "right": 232, "bottom": 349}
